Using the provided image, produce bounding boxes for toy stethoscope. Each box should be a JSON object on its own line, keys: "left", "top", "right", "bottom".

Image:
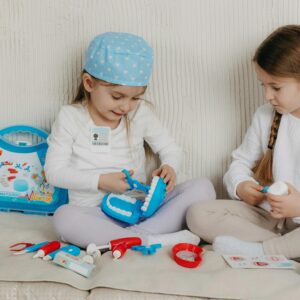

{"left": 172, "top": 243, "right": 204, "bottom": 268}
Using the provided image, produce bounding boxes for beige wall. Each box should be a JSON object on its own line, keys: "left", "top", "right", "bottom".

{"left": 1, "top": 0, "right": 300, "bottom": 197}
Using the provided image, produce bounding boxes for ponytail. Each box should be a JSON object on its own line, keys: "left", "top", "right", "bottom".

{"left": 252, "top": 111, "right": 282, "bottom": 185}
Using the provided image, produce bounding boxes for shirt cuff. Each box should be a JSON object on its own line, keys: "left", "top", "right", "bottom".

{"left": 91, "top": 173, "right": 101, "bottom": 192}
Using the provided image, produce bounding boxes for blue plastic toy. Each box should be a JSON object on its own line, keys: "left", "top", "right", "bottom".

{"left": 0, "top": 125, "right": 68, "bottom": 215}
{"left": 44, "top": 245, "right": 81, "bottom": 261}
{"left": 131, "top": 244, "right": 162, "bottom": 255}
{"left": 101, "top": 169, "right": 167, "bottom": 224}
{"left": 260, "top": 186, "right": 270, "bottom": 193}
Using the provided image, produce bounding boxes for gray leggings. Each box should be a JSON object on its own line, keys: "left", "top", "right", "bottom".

{"left": 53, "top": 178, "right": 216, "bottom": 248}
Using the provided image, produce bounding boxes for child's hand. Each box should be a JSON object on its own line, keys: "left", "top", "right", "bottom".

{"left": 236, "top": 180, "right": 265, "bottom": 206}
{"left": 267, "top": 183, "right": 300, "bottom": 219}
{"left": 152, "top": 164, "right": 176, "bottom": 193}
{"left": 98, "top": 170, "right": 134, "bottom": 193}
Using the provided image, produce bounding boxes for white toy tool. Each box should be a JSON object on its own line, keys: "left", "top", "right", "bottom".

{"left": 260, "top": 181, "right": 300, "bottom": 224}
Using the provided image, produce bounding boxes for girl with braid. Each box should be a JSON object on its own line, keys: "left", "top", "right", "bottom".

{"left": 187, "top": 25, "right": 300, "bottom": 259}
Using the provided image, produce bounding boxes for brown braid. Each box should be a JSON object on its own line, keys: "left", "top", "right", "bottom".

{"left": 252, "top": 111, "right": 282, "bottom": 185}
{"left": 252, "top": 25, "right": 300, "bottom": 183}
{"left": 267, "top": 111, "right": 282, "bottom": 150}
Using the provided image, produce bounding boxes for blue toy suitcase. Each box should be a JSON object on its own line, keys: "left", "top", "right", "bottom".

{"left": 0, "top": 125, "right": 68, "bottom": 215}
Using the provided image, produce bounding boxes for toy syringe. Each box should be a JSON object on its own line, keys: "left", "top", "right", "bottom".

{"left": 87, "top": 237, "right": 142, "bottom": 260}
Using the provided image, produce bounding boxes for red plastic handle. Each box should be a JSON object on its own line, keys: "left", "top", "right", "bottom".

{"left": 40, "top": 241, "right": 61, "bottom": 255}
{"left": 110, "top": 237, "right": 142, "bottom": 248}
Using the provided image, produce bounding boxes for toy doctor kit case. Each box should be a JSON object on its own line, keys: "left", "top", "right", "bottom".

{"left": 0, "top": 125, "right": 67, "bottom": 215}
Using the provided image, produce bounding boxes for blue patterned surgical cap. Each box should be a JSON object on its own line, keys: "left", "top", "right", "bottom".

{"left": 84, "top": 32, "right": 154, "bottom": 86}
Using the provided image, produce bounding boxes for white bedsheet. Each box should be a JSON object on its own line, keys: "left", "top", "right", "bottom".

{"left": 1, "top": 212, "right": 300, "bottom": 299}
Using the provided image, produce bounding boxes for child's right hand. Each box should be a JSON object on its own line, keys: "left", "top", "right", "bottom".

{"left": 267, "top": 183, "right": 300, "bottom": 219}
{"left": 236, "top": 180, "right": 265, "bottom": 206}
{"left": 98, "top": 170, "right": 134, "bottom": 193}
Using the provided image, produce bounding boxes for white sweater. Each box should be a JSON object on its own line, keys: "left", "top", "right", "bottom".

{"left": 44, "top": 102, "right": 182, "bottom": 206}
{"left": 224, "top": 103, "right": 300, "bottom": 199}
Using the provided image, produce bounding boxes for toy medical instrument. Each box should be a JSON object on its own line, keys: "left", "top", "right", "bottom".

{"left": 172, "top": 243, "right": 204, "bottom": 268}
{"left": 10, "top": 241, "right": 49, "bottom": 255}
{"left": 101, "top": 169, "right": 167, "bottom": 224}
{"left": 260, "top": 181, "right": 300, "bottom": 224}
{"left": 111, "top": 243, "right": 128, "bottom": 260}
{"left": 87, "top": 237, "right": 142, "bottom": 260}
{"left": 82, "top": 250, "right": 101, "bottom": 265}
{"left": 33, "top": 241, "right": 61, "bottom": 258}
{"left": 260, "top": 181, "right": 288, "bottom": 212}
{"left": 43, "top": 245, "right": 81, "bottom": 261}
{"left": 131, "top": 243, "right": 162, "bottom": 255}
{"left": 10, "top": 242, "right": 33, "bottom": 252}
{"left": 53, "top": 252, "right": 95, "bottom": 278}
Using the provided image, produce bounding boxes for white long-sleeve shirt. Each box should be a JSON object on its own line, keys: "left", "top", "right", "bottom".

{"left": 224, "top": 103, "right": 300, "bottom": 199}
{"left": 44, "top": 101, "right": 182, "bottom": 206}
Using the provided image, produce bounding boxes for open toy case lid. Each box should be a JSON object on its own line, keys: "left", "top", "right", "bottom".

{"left": 0, "top": 125, "right": 68, "bottom": 215}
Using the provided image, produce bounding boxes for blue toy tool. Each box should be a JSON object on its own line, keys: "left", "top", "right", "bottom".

{"left": 0, "top": 125, "right": 68, "bottom": 215}
{"left": 131, "top": 244, "right": 162, "bottom": 255}
{"left": 43, "top": 245, "right": 81, "bottom": 261}
{"left": 10, "top": 241, "right": 49, "bottom": 255}
{"left": 260, "top": 186, "right": 270, "bottom": 193}
{"left": 101, "top": 169, "right": 167, "bottom": 224}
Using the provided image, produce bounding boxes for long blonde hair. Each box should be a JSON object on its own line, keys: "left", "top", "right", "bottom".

{"left": 252, "top": 25, "right": 300, "bottom": 185}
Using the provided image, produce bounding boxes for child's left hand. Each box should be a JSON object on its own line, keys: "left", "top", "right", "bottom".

{"left": 267, "top": 183, "right": 300, "bottom": 218}
{"left": 152, "top": 164, "right": 176, "bottom": 193}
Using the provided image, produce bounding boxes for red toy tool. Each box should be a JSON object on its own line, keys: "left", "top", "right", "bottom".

{"left": 9, "top": 242, "right": 34, "bottom": 252}
{"left": 33, "top": 241, "right": 61, "bottom": 258}
{"left": 87, "top": 237, "right": 142, "bottom": 260}
{"left": 172, "top": 243, "right": 204, "bottom": 268}
{"left": 9, "top": 241, "right": 49, "bottom": 255}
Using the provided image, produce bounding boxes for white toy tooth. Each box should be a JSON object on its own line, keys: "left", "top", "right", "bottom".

{"left": 260, "top": 181, "right": 300, "bottom": 224}
{"left": 101, "top": 169, "right": 167, "bottom": 224}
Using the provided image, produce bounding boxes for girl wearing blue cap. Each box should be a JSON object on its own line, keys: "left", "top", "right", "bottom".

{"left": 45, "top": 32, "right": 215, "bottom": 248}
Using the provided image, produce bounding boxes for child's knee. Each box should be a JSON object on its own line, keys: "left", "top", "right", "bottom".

{"left": 186, "top": 202, "right": 210, "bottom": 228}
{"left": 180, "top": 177, "right": 216, "bottom": 201}
{"left": 53, "top": 204, "right": 79, "bottom": 238}
{"left": 186, "top": 201, "right": 219, "bottom": 242}
{"left": 53, "top": 204, "right": 71, "bottom": 223}
{"left": 194, "top": 177, "right": 216, "bottom": 199}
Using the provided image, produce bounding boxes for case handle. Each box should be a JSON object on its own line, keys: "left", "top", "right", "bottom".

{"left": 0, "top": 125, "right": 48, "bottom": 153}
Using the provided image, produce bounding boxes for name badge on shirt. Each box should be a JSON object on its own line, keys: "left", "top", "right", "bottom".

{"left": 90, "top": 127, "right": 111, "bottom": 152}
